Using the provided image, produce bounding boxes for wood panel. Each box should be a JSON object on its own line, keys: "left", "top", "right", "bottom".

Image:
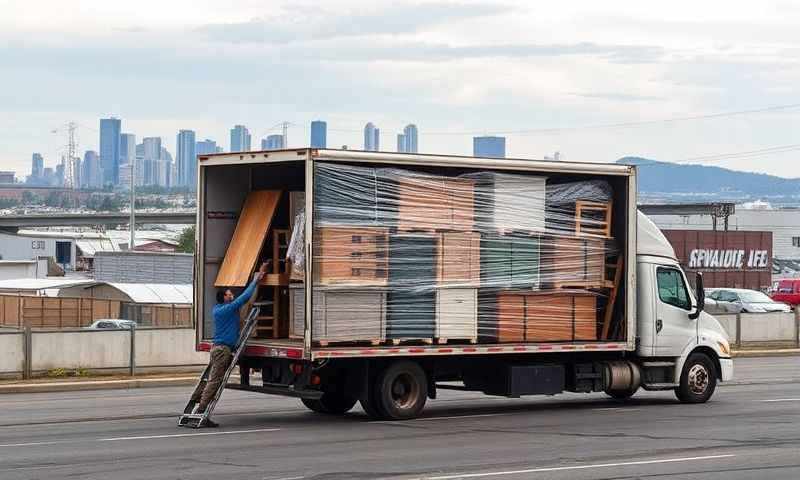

{"left": 215, "top": 190, "right": 282, "bottom": 287}
{"left": 525, "top": 292, "right": 597, "bottom": 342}
{"left": 436, "top": 232, "right": 481, "bottom": 286}
{"left": 494, "top": 293, "right": 526, "bottom": 342}
{"left": 541, "top": 236, "right": 605, "bottom": 288}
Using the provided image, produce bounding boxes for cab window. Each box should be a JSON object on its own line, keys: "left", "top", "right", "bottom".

{"left": 657, "top": 267, "right": 691, "bottom": 310}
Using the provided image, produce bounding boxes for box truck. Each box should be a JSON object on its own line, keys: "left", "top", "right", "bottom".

{"left": 193, "top": 149, "right": 733, "bottom": 420}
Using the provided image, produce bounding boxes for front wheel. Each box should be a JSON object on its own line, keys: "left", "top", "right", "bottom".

{"left": 675, "top": 353, "right": 717, "bottom": 403}
{"left": 301, "top": 392, "right": 358, "bottom": 414}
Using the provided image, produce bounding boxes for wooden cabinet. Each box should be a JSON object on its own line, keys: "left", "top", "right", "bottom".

{"left": 435, "top": 288, "right": 477, "bottom": 340}
{"left": 314, "top": 227, "right": 388, "bottom": 286}
{"left": 395, "top": 174, "right": 475, "bottom": 231}
{"left": 480, "top": 234, "right": 541, "bottom": 289}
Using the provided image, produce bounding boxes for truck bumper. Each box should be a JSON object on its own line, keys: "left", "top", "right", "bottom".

{"left": 719, "top": 358, "right": 734, "bottom": 382}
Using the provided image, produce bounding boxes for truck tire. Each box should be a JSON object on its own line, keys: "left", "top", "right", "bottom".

{"left": 675, "top": 353, "right": 717, "bottom": 404}
{"left": 301, "top": 393, "right": 357, "bottom": 414}
{"left": 605, "top": 387, "right": 638, "bottom": 400}
{"left": 373, "top": 360, "right": 428, "bottom": 420}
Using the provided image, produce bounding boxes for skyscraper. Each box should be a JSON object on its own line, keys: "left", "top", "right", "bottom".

{"left": 82, "top": 150, "right": 102, "bottom": 188}
{"left": 176, "top": 129, "right": 196, "bottom": 188}
{"left": 99, "top": 117, "right": 121, "bottom": 186}
{"left": 261, "top": 134, "right": 285, "bottom": 150}
{"left": 119, "top": 133, "right": 136, "bottom": 165}
{"left": 396, "top": 134, "right": 406, "bottom": 152}
{"left": 403, "top": 124, "right": 418, "bottom": 153}
{"left": 364, "top": 122, "right": 380, "bottom": 151}
{"left": 142, "top": 137, "right": 162, "bottom": 186}
{"left": 31, "top": 153, "right": 44, "bottom": 179}
{"left": 473, "top": 136, "right": 506, "bottom": 158}
{"left": 310, "top": 120, "right": 327, "bottom": 148}
{"left": 196, "top": 139, "right": 220, "bottom": 155}
{"left": 230, "top": 125, "right": 251, "bottom": 152}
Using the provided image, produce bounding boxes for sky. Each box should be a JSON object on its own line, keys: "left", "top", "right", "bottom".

{"left": 1, "top": 0, "right": 799, "bottom": 178}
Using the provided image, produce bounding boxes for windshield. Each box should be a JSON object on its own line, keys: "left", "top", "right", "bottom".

{"left": 738, "top": 291, "right": 774, "bottom": 303}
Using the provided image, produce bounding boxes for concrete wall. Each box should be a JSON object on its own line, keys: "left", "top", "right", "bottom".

{"left": 94, "top": 251, "right": 193, "bottom": 284}
{"left": 0, "top": 332, "right": 23, "bottom": 374}
{"left": 0, "top": 261, "right": 37, "bottom": 280}
{"left": 715, "top": 312, "right": 799, "bottom": 345}
{"left": 0, "top": 327, "right": 207, "bottom": 377}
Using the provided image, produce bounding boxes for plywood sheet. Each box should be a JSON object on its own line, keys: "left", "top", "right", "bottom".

{"left": 215, "top": 190, "right": 281, "bottom": 287}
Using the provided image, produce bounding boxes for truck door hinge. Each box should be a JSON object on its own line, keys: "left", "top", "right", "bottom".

{"left": 656, "top": 319, "right": 663, "bottom": 333}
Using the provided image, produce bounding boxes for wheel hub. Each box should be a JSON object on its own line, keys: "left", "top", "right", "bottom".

{"left": 687, "top": 364, "right": 709, "bottom": 395}
{"left": 390, "top": 373, "right": 419, "bottom": 410}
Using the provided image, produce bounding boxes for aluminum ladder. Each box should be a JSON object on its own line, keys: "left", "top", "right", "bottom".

{"left": 177, "top": 304, "right": 262, "bottom": 428}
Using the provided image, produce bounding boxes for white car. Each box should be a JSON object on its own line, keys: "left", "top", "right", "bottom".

{"left": 705, "top": 288, "right": 791, "bottom": 313}
{"left": 85, "top": 319, "right": 137, "bottom": 330}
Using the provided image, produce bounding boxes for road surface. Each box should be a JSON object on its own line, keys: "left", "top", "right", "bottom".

{"left": 0, "top": 356, "right": 798, "bottom": 480}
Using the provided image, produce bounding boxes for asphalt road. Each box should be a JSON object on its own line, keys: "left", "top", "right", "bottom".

{"left": 0, "top": 356, "right": 798, "bottom": 480}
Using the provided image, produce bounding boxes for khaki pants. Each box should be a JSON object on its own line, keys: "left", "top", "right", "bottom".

{"left": 190, "top": 345, "right": 233, "bottom": 412}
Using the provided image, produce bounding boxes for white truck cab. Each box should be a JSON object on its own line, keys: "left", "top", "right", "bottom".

{"left": 636, "top": 212, "right": 733, "bottom": 401}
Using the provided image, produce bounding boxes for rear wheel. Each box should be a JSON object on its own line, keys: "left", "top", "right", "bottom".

{"left": 301, "top": 393, "right": 357, "bottom": 414}
{"left": 675, "top": 353, "right": 717, "bottom": 403}
{"left": 373, "top": 360, "right": 428, "bottom": 420}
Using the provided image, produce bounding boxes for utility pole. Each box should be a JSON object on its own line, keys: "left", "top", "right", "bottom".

{"left": 130, "top": 158, "right": 136, "bottom": 251}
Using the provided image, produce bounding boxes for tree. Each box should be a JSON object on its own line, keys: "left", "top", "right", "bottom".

{"left": 177, "top": 226, "right": 195, "bottom": 253}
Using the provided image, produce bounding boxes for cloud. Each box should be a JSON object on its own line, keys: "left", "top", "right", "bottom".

{"left": 193, "top": 2, "right": 515, "bottom": 44}
{"left": 570, "top": 92, "right": 664, "bottom": 102}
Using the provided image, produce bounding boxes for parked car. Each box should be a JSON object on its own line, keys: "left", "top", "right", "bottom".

{"left": 84, "top": 319, "right": 137, "bottom": 330}
{"left": 705, "top": 288, "right": 791, "bottom": 313}
{"left": 771, "top": 279, "right": 800, "bottom": 308}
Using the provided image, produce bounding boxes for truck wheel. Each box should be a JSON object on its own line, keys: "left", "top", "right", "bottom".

{"left": 675, "top": 353, "right": 717, "bottom": 404}
{"left": 301, "top": 393, "right": 357, "bottom": 414}
{"left": 605, "top": 387, "right": 638, "bottom": 400}
{"left": 373, "top": 360, "right": 428, "bottom": 420}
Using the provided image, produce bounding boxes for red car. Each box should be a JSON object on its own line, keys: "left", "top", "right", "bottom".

{"left": 771, "top": 279, "right": 800, "bottom": 307}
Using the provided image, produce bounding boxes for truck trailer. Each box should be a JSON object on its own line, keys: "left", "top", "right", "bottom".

{"left": 193, "top": 148, "right": 733, "bottom": 421}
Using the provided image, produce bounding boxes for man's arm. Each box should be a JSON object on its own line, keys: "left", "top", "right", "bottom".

{"left": 222, "top": 262, "right": 268, "bottom": 313}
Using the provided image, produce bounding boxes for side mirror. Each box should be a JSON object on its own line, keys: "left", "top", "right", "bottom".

{"left": 689, "top": 272, "right": 704, "bottom": 320}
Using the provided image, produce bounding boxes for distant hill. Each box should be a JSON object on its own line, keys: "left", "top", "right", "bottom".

{"left": 616, "top": 157, "right": 800, "bottom": 201}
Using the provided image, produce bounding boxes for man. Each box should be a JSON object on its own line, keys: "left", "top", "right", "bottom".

{"left": 189, "top": 262, "right": 267, "bottom": 427}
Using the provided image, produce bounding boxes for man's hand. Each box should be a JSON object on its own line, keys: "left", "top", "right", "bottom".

{"left": 254, "top": 262, "right": 268, "bottom": 282}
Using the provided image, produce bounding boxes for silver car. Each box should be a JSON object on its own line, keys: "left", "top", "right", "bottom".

{"left": 705, "top": 288, "right": 791, "bottom": 313}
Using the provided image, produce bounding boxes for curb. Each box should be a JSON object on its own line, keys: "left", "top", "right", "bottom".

{"left": 732, "top": 349, "right": 800, "bottom": 358}
{"left": 0, "top": 377, "right": 198, "bottom": 394}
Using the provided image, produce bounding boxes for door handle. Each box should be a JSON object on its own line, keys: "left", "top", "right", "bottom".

{"left": 656, "top": 319, "right": 663, "bottom": 333}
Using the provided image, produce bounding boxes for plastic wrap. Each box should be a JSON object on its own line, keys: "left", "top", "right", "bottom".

{"left": 289, "top": 162, "right": 621, "bottom": 345}
{"left": 286, "top": 207, "right": 305, "bottom": 280}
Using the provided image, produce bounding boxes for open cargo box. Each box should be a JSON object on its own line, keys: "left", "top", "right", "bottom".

{"left": 195, "top": 149, "right": 636, "bottom": 360}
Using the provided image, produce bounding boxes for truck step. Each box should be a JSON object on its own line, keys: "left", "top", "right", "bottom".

{"left": 641, "top": 361, "right": 676, "bottom": 368}
{"left": 642, "top": 382, "right": 679, "bottom": 391}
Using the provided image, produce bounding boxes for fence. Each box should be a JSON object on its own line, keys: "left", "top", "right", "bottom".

{"left": 0, "top": 327, "right": 207, "bottom": 379}
{"left": 715, "top": 310, "right": 800, "bottom": 347}
{"left": 0, "top": 294, "right": 191, "bottom": 329}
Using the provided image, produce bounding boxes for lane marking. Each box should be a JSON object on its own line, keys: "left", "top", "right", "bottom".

{"left": 762, "top": 398, "right": 800, "bottom": 403}
{"left": 0, "top": 428, "right": 280, "bottom": 448}
{"left": 592, "top": 407, "right": 643, "bottom": 412}
{"left": 420, "top": 454, "right": 735, "bottom": 479}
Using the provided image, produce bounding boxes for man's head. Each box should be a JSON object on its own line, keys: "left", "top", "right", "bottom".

{"left": 216, "top": 288, "right": 235, "bottom": 304}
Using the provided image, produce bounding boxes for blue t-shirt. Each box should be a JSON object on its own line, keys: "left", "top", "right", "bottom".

{"left": 212, "top": 279, "right": 257, "bottom": 348}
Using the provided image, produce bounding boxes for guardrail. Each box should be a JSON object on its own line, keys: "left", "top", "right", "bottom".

{"left": 0, "top": 327, "right": 206, "bottom": 380}
{"left": 714, "top": 310, "right": 800, "bottom": 348}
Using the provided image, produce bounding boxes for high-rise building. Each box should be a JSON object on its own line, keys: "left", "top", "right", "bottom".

{"left": 0, "top": 171, "right": 15, "bottom": 184}
{"left": 176, "top": 129, "right": 196, "bottom": 188}
{"left": 261, "top": 134, "right": 285, "bottom": 150}
{"left": 119, "top": 133, "right": 136, "bottom": 165}
{"left": 310, "top": 120, "right": 327, "bottom": 148}
{"left": 196, "top": 139, "right": 220, "bottom": 155}
{"left": 230, "top": 125, "right": 251, "bottom": 152}
{"left": 397, "top": 134, "right": 406, "bottom": 152}
{"left": 99, "top": 117, "right": 121, "bottom": 186}
{"left": 31, "top": 153, "right": 44, "bottom": 179}
{"left": 160, "top": 147, "right": 173, "bottom": 187}
{"left": 403, "top": 124, "right": 418, "bottom": 153}
{"left": 364, "top": 122, "right": 380, "bottom": 151}
{"left": 473, "top": 136, "right": 506, "bottom": 158}
{"left": 141, "top": 137, "right": 162, "bottom": 186}
{"left": 82, "top": 150, "right": 102, "bottom": 188}
{"left": 43, "top": 167, "right": 55, "bottom": 186}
